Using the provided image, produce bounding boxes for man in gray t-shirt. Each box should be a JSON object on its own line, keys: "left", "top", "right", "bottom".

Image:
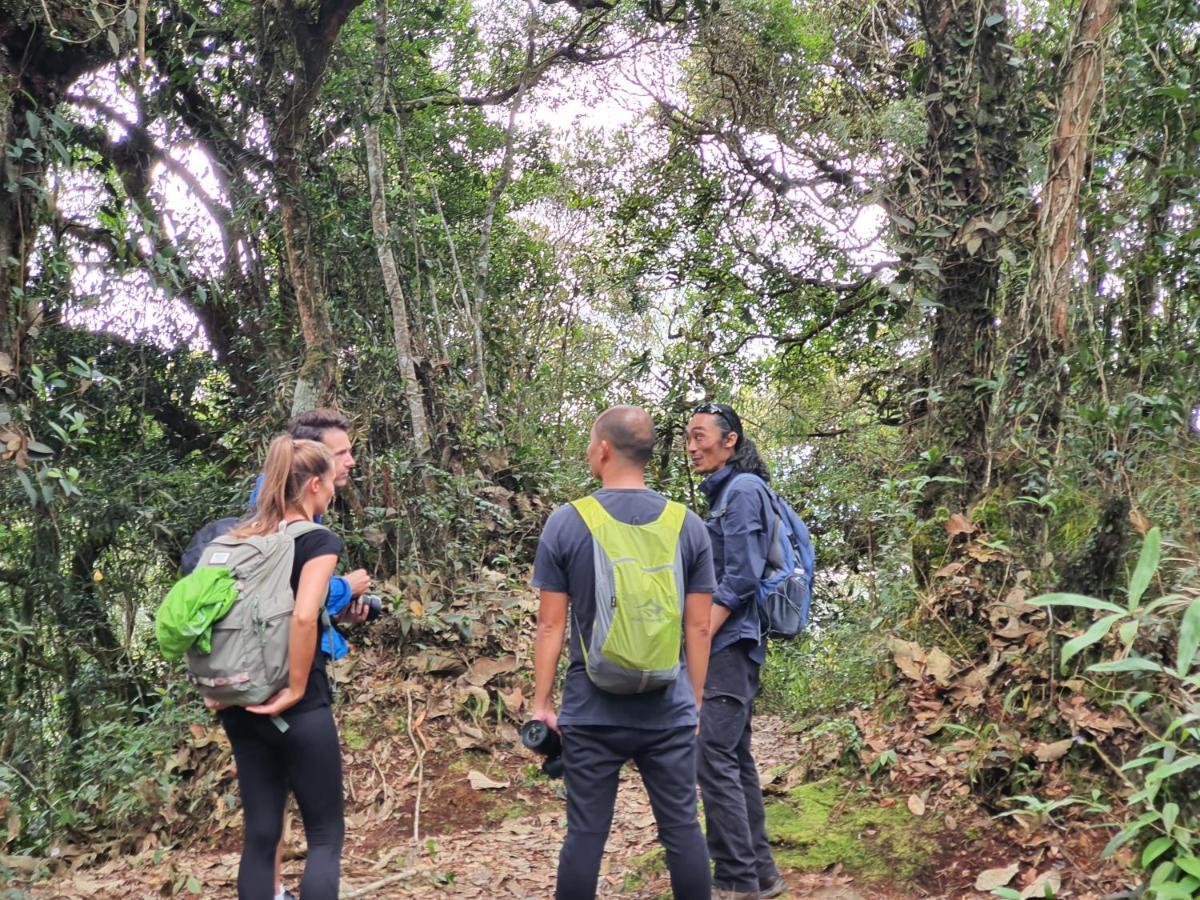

{"left": 532, "top": 406, "right": 715, "bottom": 900}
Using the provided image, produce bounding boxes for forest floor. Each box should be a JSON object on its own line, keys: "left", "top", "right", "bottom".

{"left": 12, "top": 572, "right": 1140, "bottom": 900}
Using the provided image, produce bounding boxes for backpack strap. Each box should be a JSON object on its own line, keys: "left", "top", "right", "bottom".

{"left": 571, "top": 496, "right": 687, "bottom": 545}
{"left": 570, "top": 495, "right": 613, "bottom": 533}
{"left": 710, "top": 472, "right": 771, "bottom": 518}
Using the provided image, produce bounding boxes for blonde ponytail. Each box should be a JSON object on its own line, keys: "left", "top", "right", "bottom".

{"left": 232, "top": 435, "right": 333, "bottom": 537}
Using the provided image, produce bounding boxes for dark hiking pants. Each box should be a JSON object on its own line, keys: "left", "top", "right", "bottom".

{"left": 697, "top": 644, "right": 780, "bottom": 893}
{"left": 221, "top": 705, "right": 345, "bottom": 900}
{"left": 556, "top": 724, "right": 711, "bottom": 900}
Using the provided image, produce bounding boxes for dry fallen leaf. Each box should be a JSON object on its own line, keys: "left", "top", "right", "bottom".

{"left": 890, "top": 639, "right": 928, "bottom": 682}
{"left": 907, "top": 794, "right": 926, "bottom": 816}
{"left": 466, "top": 655, "right": 519, "bottom": 686}
{"left": 975, "top": 863, "right": 1020, "bottom": 890}
{"left": 1020, "top": 870, "right": 1062, "bottom": 899}
{"left": 925, "top": 648, "right": 955, "bottom": 686}
{"left": 945, "top": 512, "right": 976, "bottom": 536}
{"left": 467, "top": 770, "right": 509, "bottom": 790}
{"left": 1034, "top": 739, "right": 1073, "bottom": 763}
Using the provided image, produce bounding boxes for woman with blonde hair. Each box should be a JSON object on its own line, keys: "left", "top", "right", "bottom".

{"left": 216, "top": 435, "right": 345, "bottom": 900}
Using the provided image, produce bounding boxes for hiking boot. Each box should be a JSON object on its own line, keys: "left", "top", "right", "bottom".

{"left": 759, "top": 874, "right": 789, "bottom": 898}
{"left": 713, "top": 888, "right": 759, "bottom": 900}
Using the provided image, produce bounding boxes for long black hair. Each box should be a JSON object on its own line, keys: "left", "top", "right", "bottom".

{"left": 693, "top": 402, "right": 772, "bottom": 482}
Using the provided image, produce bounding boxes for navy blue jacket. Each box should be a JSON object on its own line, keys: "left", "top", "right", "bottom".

{"left": 698, "top": 465, "right": 771, "bottom": 665}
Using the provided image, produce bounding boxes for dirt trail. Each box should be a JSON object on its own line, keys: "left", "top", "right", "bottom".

{"left": 17, "top": 633, "right": 1129, "bottom": 900}
{"left": 26, "top": 713, "right": 917, "bottom": 899}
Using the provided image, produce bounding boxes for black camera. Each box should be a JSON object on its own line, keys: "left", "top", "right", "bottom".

{"left": 520, "top": 720, "right": 564, "bottom": 778}
{"left": 360, "top": 594, "right": 384, "bottom": 622}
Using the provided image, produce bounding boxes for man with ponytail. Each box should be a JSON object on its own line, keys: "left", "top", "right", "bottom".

{"left": 216, "top": 435, "right": 347, "bottom": 900}
{"left": 686, "top": 403, "right": 787, "bottom": 900}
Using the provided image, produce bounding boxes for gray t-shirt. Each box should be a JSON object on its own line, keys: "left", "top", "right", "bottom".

{"left": 532, "top": 487, "right": 716, "bottom": 729}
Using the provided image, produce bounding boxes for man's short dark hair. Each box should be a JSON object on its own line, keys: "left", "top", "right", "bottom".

{"left": 288, "top": 408, "right": 351, "bottom": 442}
{"left": 594, "top": 406, "right": 656, "bottom": 466}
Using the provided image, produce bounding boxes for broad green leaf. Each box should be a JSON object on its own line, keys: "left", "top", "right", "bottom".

{"left": 1061, "top": 614, "right": 1121, "bottom": 673}
{"left": 1176, "top": 857, "right": 1200, "bottom": 879}
{"left": 1128, "top": 527, "right": 1161, "bottom": 609}
{"left": 1088, "top": 657, "right": 1163, "bottom": 674}
{"left": 1150, "top": 884, "right": 1196, "bottom": 900}
{"left": 1144, "top": 837, "right": 1175, "bottom": 868}
{"left": 1176, "top": 599, "right": 1200, "bottom": 674}
{"left": 1163, "top": 802, "right": 1179, "bottom": 835}
{"left": 1026, "top": 593, "right": 1124, "bottom": 614}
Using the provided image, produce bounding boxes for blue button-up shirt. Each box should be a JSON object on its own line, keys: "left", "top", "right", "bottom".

{"left": 699, "top": 465, "right": 770, "bottom": 665}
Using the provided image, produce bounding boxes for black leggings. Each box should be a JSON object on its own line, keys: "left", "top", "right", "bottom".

{"left": 220, "top": 705, "right": 345, "bottom": 900}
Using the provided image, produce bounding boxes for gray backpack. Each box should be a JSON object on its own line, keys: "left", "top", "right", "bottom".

{"left": 187, "top": 519, "right": 328, "bottom": 707}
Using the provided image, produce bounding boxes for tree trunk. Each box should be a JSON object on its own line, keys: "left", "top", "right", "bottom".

{"left": 909, "top": 0, "right": 1021, "bottom": 525}
{"left": 258, "top": 0, "right": 366, "bottom": 413}
{"left": 278, "top": 151, "right": 339, "bottom": 414}
{"left": 365, "top": 0, "right": 431, "bottom": 455}
{"left": 0, "top": 71, "right": 40, "bottom": 375}
{"left": 1025, "top": 0, "right": 1119, "bottom": 364}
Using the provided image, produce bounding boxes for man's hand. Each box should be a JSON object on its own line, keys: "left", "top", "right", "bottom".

{"left": 343, "top": 568, "right": 371, "bottom": 597}
{"left": 203, "top": 696, "right": 228, "bottom": 711}
{"left": 532, "top": 704, "right": 559, "bottom": 734}
{"left": 332, "top": 598, "right": 370, "bottom": 625}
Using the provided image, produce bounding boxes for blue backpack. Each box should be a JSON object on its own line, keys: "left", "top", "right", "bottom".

{"left": 713, "top": 473, "right": 815, "bottom": 640}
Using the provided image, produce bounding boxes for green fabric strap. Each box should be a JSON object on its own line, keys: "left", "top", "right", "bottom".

{"left": 570, "top": 495, "right": 686, "bottom": 560}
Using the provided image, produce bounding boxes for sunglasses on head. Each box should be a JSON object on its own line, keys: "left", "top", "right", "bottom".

{"left": 692, "top": 402, "right": 741, "bottom": 433}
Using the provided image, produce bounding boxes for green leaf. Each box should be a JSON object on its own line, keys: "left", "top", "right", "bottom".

{"left": 1088, "top": 657, "right": 1163, "bottom": 674}
{"left": 25, "top": 110, "right": 41, "bottom": 140}
{"left": 186, "top": 875, "right": 201, "bottom": 894}
{"left": 1150, "top": 885, "right": 1196, "bottom": 900}
{"left": 1129, "top": 527, "right": 1161, "bottom": 609}
{"left": 16, "top": 470, "right": 37, "bottom": 506}
{"left": 1119, "top": 619, "right": 1139, "bottom": 649}
{"left": 1026, "top": 593, "right": 1124, "bottom": 614}
{"left": 1177, "top": 858, "right": 1200, "bottom": 880}
{"left": 1163, "top": 803, "right": 1179, "bottom": 835}
{"left": 984, "top": 12, "right": 1005, "bottom": 26}
{"left": 1144, "top": 836, "right": 1174, "bottom": 867}
{"left": 1060, "top": 614, "right": 1121, "bottom": 673}
{"left": 27, "top": 440, "right": 53, "bottom": 455}
{"left": 1146, "top": 756, "right": 1200, "bottom": 785}
{"left": 1177, "top": 599, "right": 1200, "bottom": 674}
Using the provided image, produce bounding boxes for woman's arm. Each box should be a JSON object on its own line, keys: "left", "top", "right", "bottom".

{"left": 246, "top": 551, "right": 338, "bottom": 716}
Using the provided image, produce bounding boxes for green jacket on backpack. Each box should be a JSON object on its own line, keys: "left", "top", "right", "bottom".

{"left": 156, "top": 566, "right": 238, "bottom": 659}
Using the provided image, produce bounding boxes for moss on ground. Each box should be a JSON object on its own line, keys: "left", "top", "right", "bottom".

{"left": 765, "top": 779, "right": 936, "bottom": 882}
{"left": 483, "top": 801, "right": 530, "bottom": 824}
{"left": 341, "top": 726, "right": 370, "bottom": 751}
{"left": 619, "top": 846, "right": 665, "bottom": 893}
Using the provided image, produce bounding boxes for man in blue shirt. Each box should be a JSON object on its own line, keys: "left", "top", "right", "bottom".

{"left": 687, "top": 402, "right": 787, "bottom": 899}
{"left": 532, "top": 406, "right": 715, "bottom": 899}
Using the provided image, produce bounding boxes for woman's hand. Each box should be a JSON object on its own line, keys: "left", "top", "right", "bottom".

{"left": 246, "top": 687, "right": 302, "bottom": 717}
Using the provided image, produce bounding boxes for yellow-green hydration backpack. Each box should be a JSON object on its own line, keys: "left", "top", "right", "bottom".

{"left": 570, "top": 496, "right": 687, "bottom": 694}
